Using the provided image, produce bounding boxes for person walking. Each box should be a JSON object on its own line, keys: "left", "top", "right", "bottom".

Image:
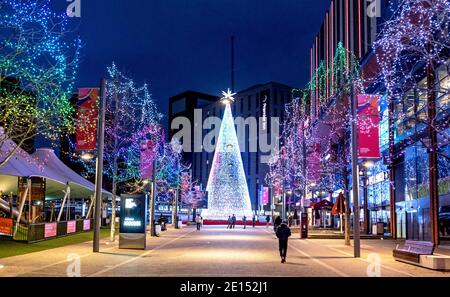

{"left": 195, "top": 215, "right": 202, "bottom": 231}
{"left": 252, "top": 215, "right": 256, "bottom": 228}
{"left": 275, "top": 221, "right": 291, "bottom": 263}
{"left": 231, "top": 214, "right": 236, "bottom": 229}
{"left": 242, "top": 216, "right": 247, "bottom": 229}
{"left": 227, "top": 215, "right": 232, "bottom": 229}
{"left": 266, "top": 215, "right": 270, "bottom": 228}
{"left": 274, "top": 215, "right": 282, "bottom": 232}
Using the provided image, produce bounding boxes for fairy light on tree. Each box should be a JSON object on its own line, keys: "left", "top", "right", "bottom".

{"left": 267, "top": 42, "right": 363, "bottom": 245}
{"left": 77, "top": 63, "right": 162, "bottom": 242}
{"left": 0, "top": 0, "right": 81, "bottom": 165}
{"left": 374, "top": 0, "right": 450, "bottom": 243}
{"left": 203, "top": 89, "right": 253, "bottom": 221}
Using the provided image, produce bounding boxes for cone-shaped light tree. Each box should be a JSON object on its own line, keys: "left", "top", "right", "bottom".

{"left": 203, "top": 89, "right": 253, "bottom": 221}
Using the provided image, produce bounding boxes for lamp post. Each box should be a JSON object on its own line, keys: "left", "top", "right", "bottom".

{"left": 350, "top": 83, "right": 361, "bottom": 258}
{"left": 93, "top": 79, "right": 106, "bottom": 253}
{"left": 150, "top": 158, "right": 157, "bottom": 237}
{"left": 362, "top": 160, "right": 374, "bottom": 235}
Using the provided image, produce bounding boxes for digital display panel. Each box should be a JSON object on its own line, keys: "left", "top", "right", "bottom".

{"left": 119, "top": 195, "right": 147, "bottom": 234}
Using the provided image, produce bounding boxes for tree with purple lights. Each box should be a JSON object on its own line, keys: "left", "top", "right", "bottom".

{"left": 374, "top": 0, "right": 450, "bottom": 243}
{"left": 78, "top": 63, "right": 162, "bottom": 242}
{"left": 267, "top": 42, "right": 363, "bottom": 245}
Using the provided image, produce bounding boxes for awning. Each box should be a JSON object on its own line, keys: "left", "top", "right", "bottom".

{"left": 0, "top": 129, "right": 111, "bottom": 199}
{"left": 32, "top": 148, "right": 109, "bottom": 199}
{"left": 311, "top": 199, "right": 334, "bottom": 210}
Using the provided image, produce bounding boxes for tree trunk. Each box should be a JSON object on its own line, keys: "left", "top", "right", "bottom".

{"left": 110, "top": 179, "right": 117, "bottom": 242}
{"left": 171, "top": 193, "right": 176, "bottom": 227}
{"left": 344, "top": 168, "right": 351, "bottom": 246}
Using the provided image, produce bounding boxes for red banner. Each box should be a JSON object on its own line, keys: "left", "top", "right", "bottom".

{"left": 0, "top": 218, "right": 13, "bottom": 236}
{"left": 307, "top": 143, "right": 321, "bottom": 182}
{"left": 67, "top": 220, "right": 76, "bottom": 234}
{"left": 140, "top": 139, "right": 155, "bottom": 179}
{"left": 357, "top": 95, "right": 380, "bottom": 159}
{"left": 44, "top": 223, "right": 57, "bottom": 238}
{"left": 76, "top": 88, "right": 100, "bottom": 151}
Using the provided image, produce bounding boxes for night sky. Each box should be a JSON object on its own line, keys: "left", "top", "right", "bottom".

{"left": 52, "top": 0, "right": 330, "bottom": 121}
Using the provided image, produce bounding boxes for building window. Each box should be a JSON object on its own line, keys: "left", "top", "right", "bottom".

{"left": 248, "top": 95, "right": 251, "bottom": 111}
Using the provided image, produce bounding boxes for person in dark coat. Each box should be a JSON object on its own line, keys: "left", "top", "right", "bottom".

{"left": 266, "top": 215, "right": 271, "bottom": 228}
{"left": 275, "top": 221, "right": 291, "bottom": 263}
{"left": 227, "top": 216, "right": 232, "bottom": 229}
{"left": 231, "top": 214, "right": 236, "bottom": 229}
{"left": 242, "top": 216, "right": 247, "bottom": 229}
{"left": 252, "top": 215, "right": 256, "bottom": 228}
{"left": 274, "top": 215, "right": 282, "bottom": 231}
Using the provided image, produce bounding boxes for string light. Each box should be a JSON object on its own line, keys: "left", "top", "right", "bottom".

{"left": 0, "top": 0, "right": 81, "bottom": 165}
{"left": 203, "top": 91, "right": 253, "bottom": 220}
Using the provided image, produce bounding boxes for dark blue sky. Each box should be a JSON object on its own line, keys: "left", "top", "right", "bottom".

{"left": 53, "top": 0, "right": 330, "bottom": 117}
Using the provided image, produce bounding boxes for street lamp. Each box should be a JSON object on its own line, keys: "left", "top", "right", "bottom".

{"left": 81, "top": 152, "right": 94, "bottom": 160}
{"left": 93, "top": 79, "right": 106, "bottom": 253}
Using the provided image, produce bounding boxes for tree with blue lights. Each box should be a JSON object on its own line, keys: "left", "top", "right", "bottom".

{"left": 0, "top": 0, "right": 81, "bottom": 165}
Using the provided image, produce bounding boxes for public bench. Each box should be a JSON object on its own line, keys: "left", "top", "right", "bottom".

{"left": 393, "top": 240, "right": 435, "bottom": 263}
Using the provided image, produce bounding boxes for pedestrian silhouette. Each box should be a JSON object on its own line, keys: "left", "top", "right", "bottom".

{"left": 231, "top": 214, "right": 236, "bottom": 229}
{"left": 227, "top": 215, "right": 232, "bottom": 229}
{"left": 276, "top": 221, "right": 291, "bottom": 263}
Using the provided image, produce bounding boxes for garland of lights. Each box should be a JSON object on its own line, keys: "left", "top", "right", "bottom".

{"left": 0, "top": 0, "right": 81, "bottom": 166}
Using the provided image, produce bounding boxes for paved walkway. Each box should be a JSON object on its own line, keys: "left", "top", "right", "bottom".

{"left": 0, "top": 225, "right": 448, "bottom": 277}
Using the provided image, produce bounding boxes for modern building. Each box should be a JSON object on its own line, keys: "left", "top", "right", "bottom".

{"left": 168, "top": 90, "right": 219, "bottom": 169}
{"left": 308, "top": 0, "right": 450, "bottom": 244}
{"left": 197, "top": 82, "right": 294, "bottom": 213}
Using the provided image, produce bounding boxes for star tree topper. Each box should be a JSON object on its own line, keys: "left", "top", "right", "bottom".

{"left": 221, "top": 88, "right": 236, "bottom": 105}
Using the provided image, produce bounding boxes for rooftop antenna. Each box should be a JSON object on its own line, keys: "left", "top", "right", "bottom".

{"left": 231, "top": 35, "right": 235, "bottom": 93}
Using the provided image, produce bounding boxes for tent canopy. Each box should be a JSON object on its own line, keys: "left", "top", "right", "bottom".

{"left": 0, "top": 130, "right": 111, "bottom": 199}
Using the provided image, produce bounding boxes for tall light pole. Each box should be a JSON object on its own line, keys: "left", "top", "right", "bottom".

{"left": 350, "top": 83, "right": 361, "bottom": 258}
{"left": 93, "top": 79, "right": 106, "bottom": 253}
{"left": 150, "top": 158, "right": 157, "bottom": 237}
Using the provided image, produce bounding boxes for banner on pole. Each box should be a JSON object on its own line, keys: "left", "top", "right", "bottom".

{"left": 140, "top": 140, "right": 155, "bottom": 179}
{"left": 260, "top": 186, "right": 269, "bottom": 206}
{"left": 0, "top": 218, "right": 13, "bottom": 236}
{"left": 307, "top": 143, "right": 321, "bottom": 182}
{"left": 357, "top": 95, "right": 380, "bottom": 159}
{"left": 76, "top": 88, "right": 100, "bottom": 151}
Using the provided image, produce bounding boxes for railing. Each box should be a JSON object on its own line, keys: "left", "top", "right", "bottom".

{"left": 9, "top": 218, "right": 94, "bottom": 243}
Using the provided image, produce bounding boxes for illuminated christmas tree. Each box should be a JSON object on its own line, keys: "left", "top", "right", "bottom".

{"left": 203, "top": 89, "right": 253, "bottom": 221}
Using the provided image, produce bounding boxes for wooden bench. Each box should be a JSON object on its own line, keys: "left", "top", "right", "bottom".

{"left": 393, "top": 240, "right": 435, "bottom": 263}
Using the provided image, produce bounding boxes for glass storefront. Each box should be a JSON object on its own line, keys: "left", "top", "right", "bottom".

{"left": 366, "top": 161, "right": 390, "bottom": 228}
{"left": 437, "top": 67, "right": 450, "bottom": 242}
{"left": 438, "top": 128, "right": 450, "bottom": 241}
{"left": 395, "top": 142, "right": 431, "bottom": 241}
